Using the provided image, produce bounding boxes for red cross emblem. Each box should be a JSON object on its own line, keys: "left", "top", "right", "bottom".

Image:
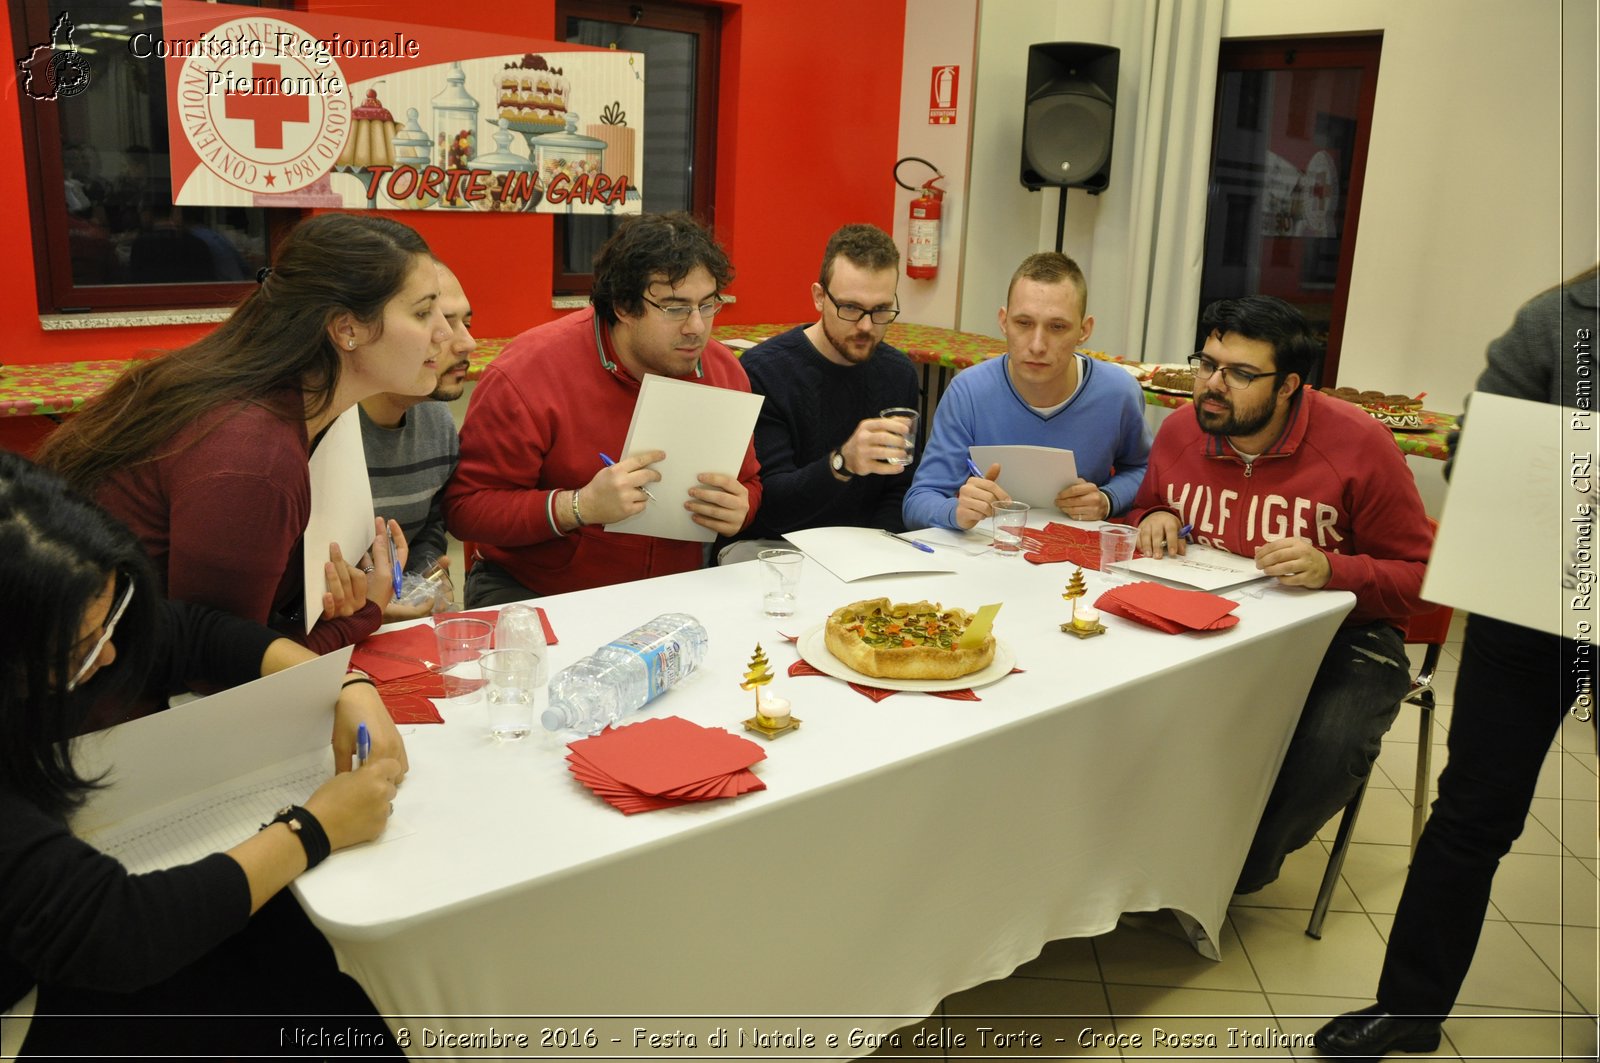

{"left": 223, "top": 63, "right": 310, "bottom": 150}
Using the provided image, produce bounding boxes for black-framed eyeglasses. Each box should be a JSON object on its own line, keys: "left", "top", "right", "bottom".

{"left": 824, "top": 287, "right": 900, "bottom": 325}
{"left": 1187, "top": 352, "right": 1279, "bottom": 391}
{"left": 641, "top": 294, "right": 724, "bottom": 322}
{"left": 67, "top": 573, "right": 134, "bottom": 692}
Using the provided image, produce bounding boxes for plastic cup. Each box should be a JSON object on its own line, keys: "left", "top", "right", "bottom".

{"left": 758, "top": 549, "right": 805, "bottom": 617}
{"left": 880, "top": 407, "right": 919, "bottom": 466}
{"left": 990, "top": 500, "right": 1031, "bottom": 556}
{"left": 1099, "top": 524, "right": 1139, "bottom": 573}
{"left": 480, "top": 648, "right": 541, "bottom": 742}
{"left": 433, "top": 617, "right": 494, "bottom": 702}
{"left": 496, "top": 603, "right": 549, "bottom": 689}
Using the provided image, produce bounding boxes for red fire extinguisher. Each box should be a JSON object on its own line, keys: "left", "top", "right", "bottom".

{"left": 896, "top": 157, "right": 945, "bottom": 280}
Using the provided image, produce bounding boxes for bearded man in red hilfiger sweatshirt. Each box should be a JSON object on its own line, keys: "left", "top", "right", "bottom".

{"left": 1125, "top": 295, "right": 1435, "bottom": 894}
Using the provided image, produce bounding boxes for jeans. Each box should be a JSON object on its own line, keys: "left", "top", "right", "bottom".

{"left": 1236, "top": 620, "right": 1412, "bottom": 893}
{"left": 1377, "top": 614, "right": 1593, "bottom": 1019}
{"left": 464, "top": 557, "right": 539, "bottom": 608}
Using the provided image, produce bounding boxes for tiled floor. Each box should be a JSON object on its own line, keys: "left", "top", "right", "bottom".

{"left": 878, "top": 614, "right": 1600, "bottom": 1061}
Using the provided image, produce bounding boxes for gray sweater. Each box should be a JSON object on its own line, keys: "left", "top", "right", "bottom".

{"left": 359, "top": 402, "right": 459, "bottom": 573}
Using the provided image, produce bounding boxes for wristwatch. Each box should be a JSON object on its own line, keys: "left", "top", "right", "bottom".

{"left": 829, "top": 449, "right": 854, "bottom": 481}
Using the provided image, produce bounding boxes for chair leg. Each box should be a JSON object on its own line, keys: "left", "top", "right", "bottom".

{"left": 1307, "top": 779, "right": 1369, "bottom": 939}
{"left": 1411, "top": 687, "right": 1435, "bottom": 852}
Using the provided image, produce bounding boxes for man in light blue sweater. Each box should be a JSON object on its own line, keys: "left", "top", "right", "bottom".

{"left": 903, "top": 253, "right": 1150, "bottom": 530}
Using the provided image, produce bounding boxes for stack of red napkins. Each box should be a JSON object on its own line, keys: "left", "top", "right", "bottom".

{"left": 350, "top": 608, "right": 559, "bottom": 724}
{"left": 566, "top": 716, "right": 768, "bottom": 815}
{"left": 1023, "top": 522, "right": 1145, "bottom": 568}
{"left": 1095, "top": 581, "right": 1240, "bottom": 633}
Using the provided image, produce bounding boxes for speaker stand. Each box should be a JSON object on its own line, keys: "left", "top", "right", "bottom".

{"left": 1055, "top": 187, "right": 1068, "bottom": 254}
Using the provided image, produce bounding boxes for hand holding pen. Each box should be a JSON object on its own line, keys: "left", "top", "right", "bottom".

{"left": 955, "top": 459, "right": 1010, "bottom": 531}
{"left": 576, "top": 450, "right": 666, "bottom": 527}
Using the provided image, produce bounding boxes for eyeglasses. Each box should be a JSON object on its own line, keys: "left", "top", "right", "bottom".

{"left": 641, "top": 294, "right": 724, "bottom": 322}
{"left": 1187, "top": 352, "right": 1279, "bottom": 391}
{"left": 67, "top": 574, "right": 133, "bottom": 692}
{"left": 824, "top": 287, "right": 900, "bottom": 325}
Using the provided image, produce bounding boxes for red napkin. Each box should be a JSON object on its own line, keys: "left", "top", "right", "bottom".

{"left": 1023, "top": 522, "right": 1146, "bottom": 568}
{"left": 1095, "top": 581, "right": 1239, "bottom": 634}
{"left": 565, "top": 716, "right": 767, "bottom": 815}
{"left": 351, "top": 607, "right": 558, "bottom": 679}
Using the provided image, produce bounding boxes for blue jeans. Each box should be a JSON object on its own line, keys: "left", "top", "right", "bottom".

{"left": 1376, "top": 614, "right": 1592, "bottom": 1018}
{"left": 1236, "top": 620, "right": 1412, "bottom": 893}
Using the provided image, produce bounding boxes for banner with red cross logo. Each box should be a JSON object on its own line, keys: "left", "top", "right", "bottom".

{"left": 162, "top": 0, "right": 643, "bottom": 214}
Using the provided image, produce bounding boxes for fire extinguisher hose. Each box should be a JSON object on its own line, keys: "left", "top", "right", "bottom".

{"left": 894, "top": 156, "right": 944, "bottom": 193}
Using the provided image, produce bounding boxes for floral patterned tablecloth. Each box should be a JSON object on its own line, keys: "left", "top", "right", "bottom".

{"left": 1, "top": 324, "right": 1453, "bottom": 460}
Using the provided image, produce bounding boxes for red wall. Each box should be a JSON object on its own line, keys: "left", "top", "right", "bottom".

{"left": 0, "top": 0, "right": 907, "bottom": 365}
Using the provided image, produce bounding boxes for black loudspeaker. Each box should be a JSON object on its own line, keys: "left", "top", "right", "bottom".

{"left": 1021, "top": 43, "right": 1120, "bottom": 193}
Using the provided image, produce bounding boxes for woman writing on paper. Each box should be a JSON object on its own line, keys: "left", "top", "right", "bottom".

{"left": 0, "top": 451, "right": 404, "bottom": 1057}
{"left": 38, "top": 212, "right": 451, "bottom": 657}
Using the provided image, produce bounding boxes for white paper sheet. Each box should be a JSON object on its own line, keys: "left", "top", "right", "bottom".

{"left": 71, "top": 648, "right": 352, "bottom": 834}
{"left": 1115, "top": 542, "right": 1272, "bottom": 592}
{"left": 1423, "top": 391, "right": 1590, "bottom": 641}
{"left": 968, "top": 444, "right": 1079, "bottom": 510}
{"left": 785, "top": 527, "right": 958, "bottom": 582}
{"left": 608, "top": 374, "right": 764, "bottom": 543}
{"left": 303, "top": 407, "right": 378, "bottom": 632}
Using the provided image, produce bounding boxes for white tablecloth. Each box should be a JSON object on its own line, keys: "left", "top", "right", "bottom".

{"left": 294, "top": 524, "right": 1353, "bottom": 1055}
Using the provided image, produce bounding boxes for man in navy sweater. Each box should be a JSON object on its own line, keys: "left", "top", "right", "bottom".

{"left": 722, "top": 224, "right": 920, "bottom": 560}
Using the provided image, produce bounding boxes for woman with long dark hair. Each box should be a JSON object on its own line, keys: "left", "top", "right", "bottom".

{"left": 0, "top": 451, "right": 403, "bottom": 1057}
{"left": 38, "top": 212, "right": 450, "bottom": 658}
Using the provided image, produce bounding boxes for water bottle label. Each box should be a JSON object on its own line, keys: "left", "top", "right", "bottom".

{"left": 605, "top": 634, "right": 680, "bottom": 701}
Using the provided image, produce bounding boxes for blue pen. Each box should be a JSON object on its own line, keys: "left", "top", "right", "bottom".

{"left": 964, "top": 457, "right": 985, "bottom": 480}
{"left": 356, "top": 722, "right": 371, "bottom": 769}
{"left": 599, "top": 452, "right": 658, "bottom": 502}
{"left": 881, "top": 530, "right": 935, "bottom": 554}
{"left": 1178, "top": 523, "right": 1194, "bottom": 542}
{"left": 385, "top": 526, "right": 403, "bottom": 597}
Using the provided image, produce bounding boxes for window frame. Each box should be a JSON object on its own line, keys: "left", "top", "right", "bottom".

{"left": 551, "top": 0, "right": 719, "bottom": 295}
{"left": 1201, "top": 35, "right": 1382, "bottom": 387}
{"left": 12, "top": 0, "right": 300, "bottom": 315}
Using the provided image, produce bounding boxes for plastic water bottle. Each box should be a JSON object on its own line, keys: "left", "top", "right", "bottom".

{"left": 542, "top": 613, "right": 708, "bottom": 734}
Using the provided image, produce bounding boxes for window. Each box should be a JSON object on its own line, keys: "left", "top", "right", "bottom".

{"left": 1197, "top": 36, "right": 1382, "bottom": 386}
{"left": 553, "top": 0, "right": 718, "bottom": 294}
{"left": 14, "top": 0, "right": 294, "bottom": 314}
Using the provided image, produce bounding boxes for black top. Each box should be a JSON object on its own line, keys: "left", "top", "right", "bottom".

{"left": 737, "top": 326, "right": 921, "bottom": 538}
{"left": 2, "top": 601, "right": 276, "bottom": 1009}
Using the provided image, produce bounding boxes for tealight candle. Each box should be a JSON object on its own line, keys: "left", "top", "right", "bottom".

{"left": 1072, "top": 603, "right": 1101, "bottom": 630}
{"left": 758, "top": 696, "right": 791, "bottom": 724}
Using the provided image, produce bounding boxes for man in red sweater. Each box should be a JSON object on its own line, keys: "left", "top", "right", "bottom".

{"left": 1126, "top": 295, "right": 1434, "bottom": 893}
{"left": 444, "top": 213, "right": 761, "bottom": 604}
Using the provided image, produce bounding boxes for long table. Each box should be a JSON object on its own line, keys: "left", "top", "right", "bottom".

{"left": 293, "top": 521, "right": 1354, "bottom": 1055}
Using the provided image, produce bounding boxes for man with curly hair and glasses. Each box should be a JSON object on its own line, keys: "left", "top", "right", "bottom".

{"left": 1127, "top": 294, "right": 1435, "bottom": 894}
{"left": 444, "top": 212, "right": 761, "bottom": 605}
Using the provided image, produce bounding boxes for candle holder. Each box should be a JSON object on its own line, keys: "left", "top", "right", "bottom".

{"left": 740, "top": 644, "right": 800, "bottom": 738}
{"left": 1060, "top": 567, "right": 1106, "bottom": 639}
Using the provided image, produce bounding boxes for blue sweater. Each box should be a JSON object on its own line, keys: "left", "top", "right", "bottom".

{"left": 903, "top": 354, "right": 1151, "bottom": 530}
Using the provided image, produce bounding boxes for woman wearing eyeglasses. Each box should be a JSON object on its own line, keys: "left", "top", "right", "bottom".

{"left": 0, "top": 451, "right": 404, "bottom": 1058}
{"left": 37, "top": 213, "right": 450, "bottom": 664}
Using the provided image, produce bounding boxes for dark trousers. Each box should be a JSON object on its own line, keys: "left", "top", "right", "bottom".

{"left": 1377, "top": 614, "right": 1593, "bottom": 1018}
{"left": 464, "top": 557, "right": 539, "bottom": 608}
{"left": 1237, "top": 621, "right": 1412, "bottom": 892}
{"left": 19, "top": 892, "right": 400, "bottom": 1060}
